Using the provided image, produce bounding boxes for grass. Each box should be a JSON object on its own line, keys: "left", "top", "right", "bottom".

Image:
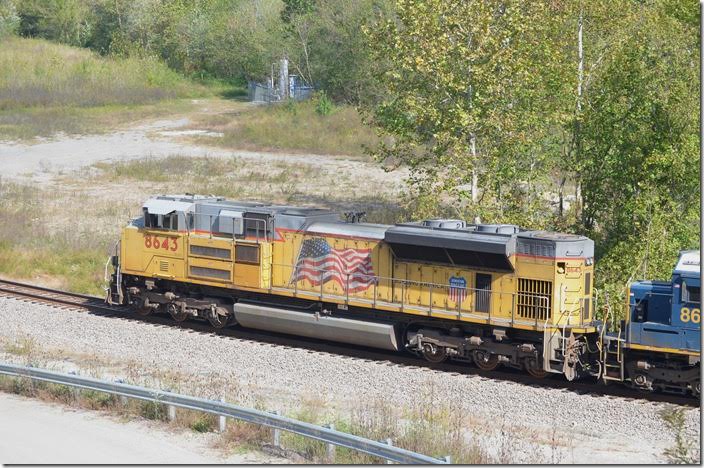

{"left": 197, "top": 98, "right": 378, "bottom": 157}
{"left": 0, "top": 178, "right": 110, "bottom": 294}
{"left": 0, "top": 36, "right": 227, "bottom": 140}
{"left": 0, "top": 37, "right": 200, "bottom": 109}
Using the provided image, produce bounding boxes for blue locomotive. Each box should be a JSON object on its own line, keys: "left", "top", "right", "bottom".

{"left": 603, "top": 251, "right": 700, "bottom": 394}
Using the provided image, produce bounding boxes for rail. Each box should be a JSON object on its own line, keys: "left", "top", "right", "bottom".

{"left": 0, "top": 362, "right": 450, "bottom": 464}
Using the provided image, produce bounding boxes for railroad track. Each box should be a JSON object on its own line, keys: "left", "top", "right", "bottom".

{"left": 0, "top": 278, "right": 698, "bottom": 408}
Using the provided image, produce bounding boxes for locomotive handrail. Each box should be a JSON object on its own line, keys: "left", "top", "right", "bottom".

{"left": 0, "top": 362, "right": 449, "bottom": 464}
{"left": 273, "top": 262, "right": 567, "bottom": 327}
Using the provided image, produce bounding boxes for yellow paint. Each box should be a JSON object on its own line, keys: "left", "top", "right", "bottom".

{"left": 120, "top": 224, "right": 595, "bottom": 333}
{"left": 626, "top": 343, "right": 700, "bottom": 356}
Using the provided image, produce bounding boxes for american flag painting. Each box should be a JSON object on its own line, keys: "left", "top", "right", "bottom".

{"left": 449, "top": 276, "right": 468, "bottom": 304}
{"left": 291, "top": 238, "right": 375, "bottom": 293}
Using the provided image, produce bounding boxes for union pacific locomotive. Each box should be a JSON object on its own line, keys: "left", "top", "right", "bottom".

{"left": 106, "top": 195, "right": 700, "bottom": 395}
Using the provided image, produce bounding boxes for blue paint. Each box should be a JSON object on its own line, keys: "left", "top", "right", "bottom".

{"left": 626, "top": 251, "right": 700, "bottom": 352}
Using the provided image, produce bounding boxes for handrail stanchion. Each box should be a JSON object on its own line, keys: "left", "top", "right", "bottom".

{"left": 428, "top": 284, "right": 433, "bottom": 316}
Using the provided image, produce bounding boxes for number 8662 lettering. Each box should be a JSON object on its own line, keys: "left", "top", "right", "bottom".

{"left": 144, "top": 235, "right": 177, "bottom": 252}
{"left": 680, "top": 307, "right": 701, "bottom": 324}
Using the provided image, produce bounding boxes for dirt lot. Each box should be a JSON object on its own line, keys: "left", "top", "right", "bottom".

{"left": 1, "top": 99, "right": 406, "bottom": 190}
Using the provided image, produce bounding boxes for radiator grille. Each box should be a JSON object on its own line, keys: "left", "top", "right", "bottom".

{"left": 159, "top": 261, "right": 169, "bottom": 272}
{"left": 190, "top": 245, "right": 231, "bottom": 260}
{"left": 517, "top": 241, "right": 555, "bottom": 258}
{"left": 517, "top": 279, "right": 552, "bottom": 321}
{"left": 189, "top": 266, "right": 230, "bottom": 281}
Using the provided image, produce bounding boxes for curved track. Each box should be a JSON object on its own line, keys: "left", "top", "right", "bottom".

{"left": 0, "top": 279, "right": 697, "bottom": 408}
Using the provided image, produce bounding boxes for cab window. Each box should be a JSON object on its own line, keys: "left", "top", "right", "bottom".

{"left": 682, "top": 283, "right": 700, "bottom": 304}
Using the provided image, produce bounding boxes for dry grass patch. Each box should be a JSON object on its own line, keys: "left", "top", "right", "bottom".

{"left": 194, "top": 99, "right": 377, "bottom": 157}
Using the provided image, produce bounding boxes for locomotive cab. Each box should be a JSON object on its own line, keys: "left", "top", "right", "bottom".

{"left": 622, "top": 250, "right": 700, "bottom": 394}
{"left": 627, "top": 250, "right": 701, "bottom": 353}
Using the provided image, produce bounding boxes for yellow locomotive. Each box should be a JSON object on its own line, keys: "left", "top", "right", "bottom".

{"left": 108, "top": 194, "right": 598, "bottom": 380}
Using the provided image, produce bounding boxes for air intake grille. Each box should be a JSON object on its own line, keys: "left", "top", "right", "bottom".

{"left": 517, "top": 279, "right": 552, "bottom": 321}
{"left": 190, "top": 245, "right": 231, "bottom": 260}
{"left": 159, "top": 261, "right": 169, "bottom": 272}
{"left": 189, "top": 266, "right": 230, "bottom": 281}
{"left": 517, "top": 241, "right": 555, "bottom": 258}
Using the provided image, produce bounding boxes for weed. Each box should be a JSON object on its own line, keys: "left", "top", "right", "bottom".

{"left": 80, "top": 389, "right": 117, "bottom": 410}
{"left": 190, "top": 415, "right": 215, "bottom": 433}
{"left": 660, "top": 405, "right": 700, "bottom": 464}
{"left": 4, "top": 337, "right": 36, "bottom": 356}
{"left": 139, "top": 400, "right": 169, "bottom": 421}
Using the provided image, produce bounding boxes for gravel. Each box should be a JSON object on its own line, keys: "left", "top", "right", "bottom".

{"left": 0, "top": 296, "right": 699, "bottom": 463}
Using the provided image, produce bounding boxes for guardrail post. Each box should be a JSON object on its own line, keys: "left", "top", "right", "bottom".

{"left": 385, "top": 438, "right": 394, "bottom": 464}
{"left": 218, "top": 398, "right": 227, "bottom": 433}
{"left": 167, "top": 404, "right": 176, "bottom": 422}
{"left": 272, "top": 410, "right": 281, "bottom": 447}
{"left": 114, "top": 379, "right": 128, "bottom": 406}
{"left": 326, "top": 423, "right": 336, "bottom": 462}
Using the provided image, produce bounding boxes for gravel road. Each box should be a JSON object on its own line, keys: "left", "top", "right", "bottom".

{"left": 0, "top": 297, "right": 699, "bottom": 463}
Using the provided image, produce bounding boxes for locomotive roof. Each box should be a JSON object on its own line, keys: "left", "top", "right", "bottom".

{"left": 141, "top": 195, "right": 595, "bottom": 264}
{"left": 674, "top": 250, "right": 700, "bottom": 277}
{"left": 143, "top": 195, "right": 336, "bottom": 217}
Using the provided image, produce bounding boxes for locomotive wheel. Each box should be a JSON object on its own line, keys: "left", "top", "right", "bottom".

{"left": 473, "top": 350, "right": 500, "bottom": 371}
{"left": 524, "top": 357, "right": 547, "bottom": 379}
{"left": 135, "top": 297, "right": 152, "bottom": 316}
{"left": 632, "top": 373, "right": 654, "bottom": 393}
{"left": 208, "top": 309, "right": 231, "bottom": 329}
{"left": 421, "top": 343, "right": 448, "bottom": 363}
{"left": 167, "top": 303, "right": 188, "bottom": 323}
{"left": 690, "top": 379, "right": 701, "bottom": 397}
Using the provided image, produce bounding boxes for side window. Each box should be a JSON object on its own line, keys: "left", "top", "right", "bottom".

{"left": 163, "top": 213, "right": 178, "bottom": 231}
{"left": 235, "top": 244, "right": 260, "bottom": 265}
{"left": 144, "top": 208, "right": 158, "bottom": 228}
{"left": 682, "top": 282, "right": 701, "bottom": 304}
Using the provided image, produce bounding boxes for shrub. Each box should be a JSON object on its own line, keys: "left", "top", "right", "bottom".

{"left": 315, "top": 91, "right": 334, "bottom": 116}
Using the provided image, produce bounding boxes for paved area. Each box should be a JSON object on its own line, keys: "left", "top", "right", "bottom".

{"left": 0, "top": 392, "right": 289, "bottom": 464}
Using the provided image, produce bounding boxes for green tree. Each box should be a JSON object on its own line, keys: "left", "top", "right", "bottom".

{"left": 0, "top": 0, "right": 19, "bottom": 40}
{"left": 363, "top": 0, "right": 572, "bottom": 223}
{"left": 577, "top": 1, "right": 699, "bottom": 313}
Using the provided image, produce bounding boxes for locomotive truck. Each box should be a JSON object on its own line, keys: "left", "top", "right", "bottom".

{"left": 106, "top": 194, "right": 700, "bottom": 394}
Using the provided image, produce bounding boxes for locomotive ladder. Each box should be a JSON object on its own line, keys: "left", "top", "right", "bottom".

{"left": 601, "top": 330, "right": 625, "bottom": 382}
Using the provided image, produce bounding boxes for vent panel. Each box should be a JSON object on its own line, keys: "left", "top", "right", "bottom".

{"left": 189, "top": 266, "right": 231, "bottom": 281}
{"left": 517, "top": 278, "right": 552, "bottom": 321}
{"left": 517, "top": 241, "right": 555, "bottom": 258}
{"left": 190, "top": 245, "right": 231, "bottom": 260}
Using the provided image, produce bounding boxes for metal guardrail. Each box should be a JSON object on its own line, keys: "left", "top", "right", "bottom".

{"left": 0, "top": 362, "right": 449, "bottom": 464}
